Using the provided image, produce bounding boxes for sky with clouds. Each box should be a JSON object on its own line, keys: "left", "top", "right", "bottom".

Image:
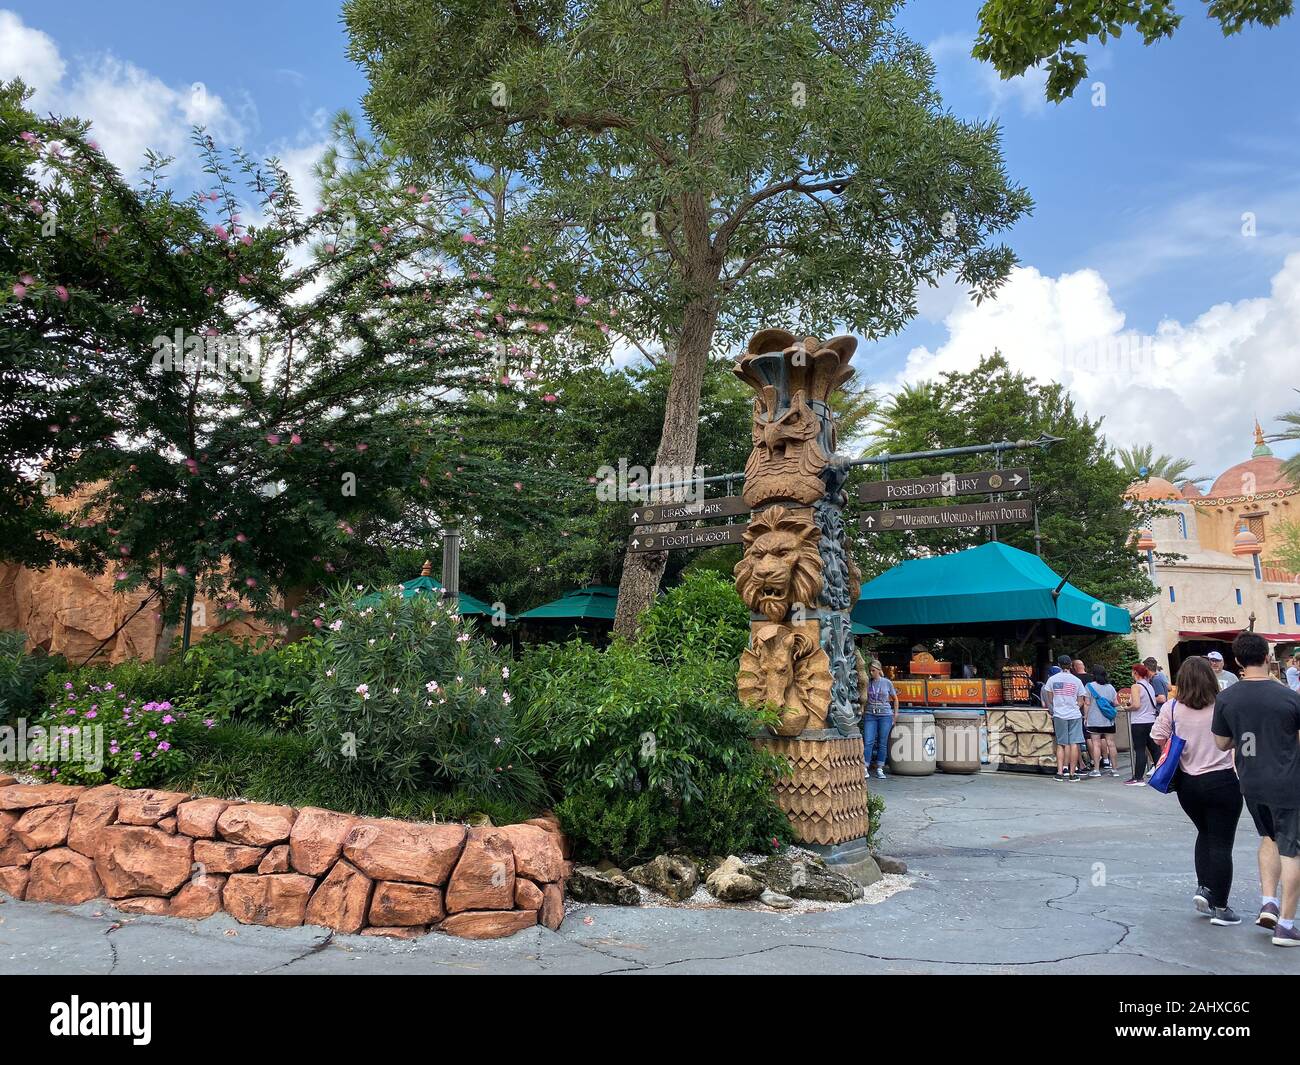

{"left": 2, "top": 1, "right": 1298, "bottom": 479}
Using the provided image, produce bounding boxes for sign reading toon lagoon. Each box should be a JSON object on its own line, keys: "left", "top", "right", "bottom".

{"left": 732, "top": 329, "right": 871, "bottom": 847}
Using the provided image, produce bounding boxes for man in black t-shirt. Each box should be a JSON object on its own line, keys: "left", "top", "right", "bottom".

{"left": 1213, "top": 632, "right": 1300, "bottom": 947}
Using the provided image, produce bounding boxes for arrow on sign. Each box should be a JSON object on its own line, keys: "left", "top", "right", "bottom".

{"left": 863, "top": 515, "right": 875, "bottom": 528}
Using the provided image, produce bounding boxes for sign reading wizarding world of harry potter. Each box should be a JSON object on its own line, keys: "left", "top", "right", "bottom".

{"left": 858, "top": 499, "right": 1035, "bottom": 532}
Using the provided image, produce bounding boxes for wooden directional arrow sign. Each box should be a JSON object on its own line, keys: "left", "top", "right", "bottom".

{"left": 858, "top": 499, "right": 1035, "bottom": 532}
{"left": 858, "top": 467, "right": 1031, "bottom": 504}
{"left": 627, "top": 495, "right": 751, "bottom": 526}
{"left": 628, "top": 523, "right": 748, "bottom": 553}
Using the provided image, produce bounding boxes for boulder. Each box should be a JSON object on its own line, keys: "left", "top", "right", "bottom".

{"left": 0, "top": 783, "right": 84, "bottom": 810}
{"left": 157, "top": 817, "right": 177, "bottom": 835}
{"left": 114, "top": 896, "right": 169, "bottom": 915}
{"left": 0, "top": 864, "right": 30, "bottom": 899}
{"left": 566, "top": 865, "right": 640, "bottom": 906}
{"left": 627, "top": 855, "right": 699, "bottom": 902}
{"left": 289, "top": 807, "right": 357, "bottom": 876}
{"left": 873, "top": 853, "right": 908, "bottom": 875}
{"left": 445, "top": 828, "right": 515, "bottom": 914}
{"left": 168, "top": 873, "right": 226, "bottom": 919}
{"left": 304, "top": 859, "right": 373, "bottom": 934}
{"left": 175, "top": 798, "right": 232, "bottom": 839}
{"left": 0, "top": 774, "right": 15, "bottom": 787}
{"left": 342, "top": 820, "right": 465, "bottom": 885}
{"left": 496, "top": 823, "right": 564, "bottom": 883}
{"left": 760, "top": 889, "right": 795, "bottom": 909}
{"left": 67, "top": 785, "right": 123, "bottom": 857}
{"left": 704, "top": 856, "right": 765, "bottom": 902}
{"left": 216, "top": 803, "right": 297, "bottom": 846}
{"left": 115, "top": 789, "right": 190, "bottom": 826}
{"left": 258, "top": 845, "right": 290, "bottom": 874}
{"left": 540, "top": 882, "right": 565, "bottom": 930}
{"left": 0, "top": 839, "right": 33, "bottom": 867}
{"left": 193, "top": 840, "right": 267, "bottom": 875}
{"left": 361, "top": 925, "right": 426, "bottom": 939}
{"left": 748, "top": 852, "right": 864, "bottom": 903}
{"left": 223, "top": 873, "right": 315, "bottom": 927}
{"left": 95, "top": 826, "right": 193, "bottom": 898}
{"left": 0, "top": 810, "right": 15, "bottom": 847}
{"left": 441, "top": 910, "right": 538, "bottom": 940}
{"left": 25, "top": 847, "right": 101, "bottom": 904}
{"left": 514, "top": 878, "right": 544, "bottom": 910}
{"left": 369, "top": 882, "right": 445, "bottom": 927}
{"left": 14, "top": 803, "right": 73, "bottom": 850}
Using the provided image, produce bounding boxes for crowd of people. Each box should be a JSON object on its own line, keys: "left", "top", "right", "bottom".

{"left": 1042, "top": 635, "right": 1300, "bottom": 946}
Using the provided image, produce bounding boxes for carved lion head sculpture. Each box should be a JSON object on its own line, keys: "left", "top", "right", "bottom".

{"left": 733, "top": 505, "right": 823, "bottom": 623}
{"left": 737, "top": 623, "right": 833, "bottom": 734}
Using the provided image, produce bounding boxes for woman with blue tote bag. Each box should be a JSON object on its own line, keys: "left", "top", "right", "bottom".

{"left": 1150, "top": 656, "right": 1244, "bottom": 926}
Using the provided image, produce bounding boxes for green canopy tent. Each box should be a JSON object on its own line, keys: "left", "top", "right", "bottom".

{"left": 518, "top": 586, "right": 619, "bottom": 624}
{"left": 355, "top": 565, "right": 500, "bottom": 619}
{"left": 852, "top": 542, "right": 1130, "bottom": 640}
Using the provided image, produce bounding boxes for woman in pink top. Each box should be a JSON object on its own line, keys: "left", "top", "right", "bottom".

{"left": 1152, "top": 656, "right": 1243, "bottom": 925}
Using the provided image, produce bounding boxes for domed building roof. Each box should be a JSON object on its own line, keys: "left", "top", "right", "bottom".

{"left": 1206, "top": 423, "right": 1293, "bottom": 498}
{"left": 1124, "top": 475, "right": 1181, "bottom": 501}
{"left": 1180, "top": 481, "right": 1203, "bottom": 499}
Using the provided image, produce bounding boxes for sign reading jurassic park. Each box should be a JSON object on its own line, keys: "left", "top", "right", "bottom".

{"left": 627, "top": 495, "right": 751, "bottom": 525}
{"left": 858, "top": 499, "right": 1035, "bottom": 532}
{"left": 858, "top": 467, "right": 1031, "bottom": 503}
{"left": 627, "top": 523, "right": 748, "bottom": 553}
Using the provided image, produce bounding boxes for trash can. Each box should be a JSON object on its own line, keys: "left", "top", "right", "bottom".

{"left": 934, "top": 710, "right": 982, "bottom": 774}
{"left": 889, "top": 711, "right": 937, "bottom": 776}
{"left": 1113, "top": 707, "right": 1131, "bottom": 752}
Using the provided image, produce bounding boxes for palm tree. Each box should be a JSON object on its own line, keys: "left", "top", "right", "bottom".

{"left": 1115, "top": 444, "right": 1209, "bottom": 488}
{"left": 1273, "top": 397, "right": 1300, "bottom": 485}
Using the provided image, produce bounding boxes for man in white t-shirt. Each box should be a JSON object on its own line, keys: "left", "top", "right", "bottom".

{"left": 1044, "top": 654, "right": 1087, "bottom": 781}
{"left": 1208, "top": 650, "right": 1238, "bottom": 689}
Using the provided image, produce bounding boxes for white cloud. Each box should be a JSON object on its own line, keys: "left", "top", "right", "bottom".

{"left": 888, "top": 254, "right": 1300, "bottom": 475}
{"left": 928, "top": 32, "right": 1050, "bottom": 119}
{"left": 0, "top": 9, "right": 243, "bottom": 175}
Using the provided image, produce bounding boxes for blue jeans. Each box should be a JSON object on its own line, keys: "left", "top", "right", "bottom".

{"left": 863, "top": 713, "right": 893, "bottom": 767}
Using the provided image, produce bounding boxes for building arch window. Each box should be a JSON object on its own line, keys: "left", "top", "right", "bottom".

{"left": 1279, "top": 602, "right": 1286, "bottom": 627}
{"left": 1294, "top": 602, "right": 1300, "bottom": 625}
{"left": 1177, "top": 512, "right": 1188, "bottom": 539}
{"left": 1169, "top": 586, "right": 1176, "bottom": 603}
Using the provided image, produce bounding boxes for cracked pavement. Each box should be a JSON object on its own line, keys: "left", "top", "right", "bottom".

{"left": 2, "top": 764, "right": 1295, "bottom": 974}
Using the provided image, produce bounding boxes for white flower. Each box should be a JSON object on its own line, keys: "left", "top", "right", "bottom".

{"left": 368, "top": 638, "right": 376, "bottom": 645}
{"left": 355, "top": 684, "right": 370, "bottom": 700}
{"left": 501, "top": 666, "right": 510, "bottom": 679}
{"left": 326, "top": 669, "right": 334, "bottom": 678}
{"left": 456, "top": 633, "right": 470, "bottom": 644}
{"left": 392, "top": 687, "right": 401, "bottom": 694}
{"left": 502, "top": 692, "right": 512, "bottom": 705}
{"left": 425, "top": 681, "right": 439, "bottom": 693}
{"left": 476, "top": 686, "right": 487, "bottom": 696}
{"left": 493, "top": 736, "right": 502, "bottom": 745}
{"left": 329, "top": 619, "right": 343, "bottom": 631}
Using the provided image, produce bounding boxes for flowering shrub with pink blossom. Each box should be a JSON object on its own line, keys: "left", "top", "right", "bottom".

{"left": 304, "top": 585, "right": 542, "bottom": 808}
{"left": 28, "top": 681, "right": 195, "bottom": 787}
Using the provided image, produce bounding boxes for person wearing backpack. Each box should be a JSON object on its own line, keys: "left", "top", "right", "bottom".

{"left": 1084, "top": 666, "right": 1120, "bottom": 778}
{"left": 1151, "top": 656, "right": 1243, "bottom": 926}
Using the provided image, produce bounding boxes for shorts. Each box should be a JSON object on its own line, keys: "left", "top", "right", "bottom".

{"left": 1086, "top": 724, "right": 1116, "bottom": 736}
{"left": 1245, "top": 800, "right": 1300, "bottom": 857}
{"left": 1052, "top": 717, "right": 1084, "bottom": 745}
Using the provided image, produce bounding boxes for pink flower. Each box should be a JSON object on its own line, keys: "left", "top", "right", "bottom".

{"left": 55, "top": 285, "right": 69, "bottom": 302}
{"left": 240, "top": 234, "right": 253, "bottom": 246}
{"left": 212, "top": 224, "right": 229, "bottom": 241}
{"left": 27, "top": 199, "right": 43, "bottom": 213}
{"left": 236, "top": 533, "right": 248, "bottom": 543}
{"left": 245, "top": 577, "right": 257, "bottom": 587}
{"left": 266, "top": 433, "right": 280, "bottom": 444}
{"left": 158, "top": 741, "right": 171, "bottom": 751}
{"left": 238, "top": 275, "right": 250, "bottom": 285}
{"left": 575, "top": 295, "right": 591, "bottom": 307}
{"left": 290, "top": 432, "right": 302, "bottom": 445}
{"left": 129, "top": 304, "right": 144, "bottom": 315}
{"left": 176, "top": 565, "right": 188, "bottom": 576}
{"left": 324, "top": 243, "right": 336, "bottom": 255}
{"left": 11, "top": 284, "right": 27, "bottom": 299}
{"left": 542, "top": 393, "right": 558, "bottom": 403}
{"left": 313, "top": 617, "right": 323, "bottom": 628}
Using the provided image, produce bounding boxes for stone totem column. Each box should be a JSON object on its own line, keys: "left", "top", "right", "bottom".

{"left": 733, "top": 329, "right": 870, "bottom": 848}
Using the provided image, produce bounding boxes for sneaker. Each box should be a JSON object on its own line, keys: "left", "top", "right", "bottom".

{"left": 1257, "top": 902, "right": 1280, "bottom": 929}
{"left": 1055, "top": 773, "right": 1066, "bottom": 782}
{"left": 875, "top": 767, "right": 886, "bottom": 780}
{"left": 1088, "top": 769, "right": 1101, "bottom": 778}
{"left": 1107, "top": 768, "right": 1120, "bottom": 777}
{"left": 1211, "top": 906, "right": 1242, "bottom": 926}
{"left": 1069, "top": 773, "right": 1083, "bottom": 781}
{"left": 1193, "top": 887, "right": 1212, "bottom": 916}
{"left": 1124, "top": 779, "right": 1146, "bottom": 786}
{"left": 1271, "top": 924, "right": 1300, "bottom": 946}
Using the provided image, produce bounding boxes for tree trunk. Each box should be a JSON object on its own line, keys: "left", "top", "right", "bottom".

{"left": 613, "top": 294, "right": 721, "bottom": 636}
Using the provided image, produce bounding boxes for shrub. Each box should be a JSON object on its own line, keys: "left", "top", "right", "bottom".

{"left": 185, "top": 634, "right": 321, "bottom": 730}
{"left": 303, "top": 586, "right": 542, "bottom": 808}
{"left": 165, "top": 718, "right": 538, "bottom": 826}
{"left": 40, "top": 656, "right": 198, "bottom": 710}
{"left": 0, "top": 631, "right": 67, "bottom": 725}
{"left": 516, "top": 638, "right": 792, "bottom": 864}
{"left": 638, "top": 570, "right": 749, "bottom": 672}
{"left": 26, "top": 679, "right": 192, "bottom": 787}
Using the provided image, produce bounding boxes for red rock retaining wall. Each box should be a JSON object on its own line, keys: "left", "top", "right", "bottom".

{"left": 0, "top": 778, "right": 569, "bottom": 940}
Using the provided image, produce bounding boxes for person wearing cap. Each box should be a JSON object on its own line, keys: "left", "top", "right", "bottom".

{"left": 1043, "top": 654, "right": 1087, "bottom": 781}
{"left": 1208, "top": 650, "right": 1238, "bottom": 690}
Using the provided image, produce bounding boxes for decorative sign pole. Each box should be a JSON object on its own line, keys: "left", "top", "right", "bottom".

{"left": 732, "top": 329, "right": 870, "bottom": 849}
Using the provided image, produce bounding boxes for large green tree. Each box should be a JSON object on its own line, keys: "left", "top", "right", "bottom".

{"left": 975, "top": 0, "right": 1294, "bottom": 102}
{"left": 0, "top": 84, "right": 600, "bottom": 655}
{"left": 857, "top": 353, "right": 1156, "bottom": 610}
{"left": 343, "top": 0, "right": 1032, "bottom": 635}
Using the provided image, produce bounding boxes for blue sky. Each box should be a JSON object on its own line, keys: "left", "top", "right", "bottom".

{"left": 3, "top": 1, "right": 1298, "bottom": 475}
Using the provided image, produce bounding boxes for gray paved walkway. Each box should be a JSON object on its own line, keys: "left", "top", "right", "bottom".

{"left": 2, "top": 764, "right": 1295, "bottom": 974}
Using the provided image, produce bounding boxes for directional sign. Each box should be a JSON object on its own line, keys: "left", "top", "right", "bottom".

{"left": 858, "top": 467, "right": 1031, "bottom": 504}
{"left": 628, "top": 523, "right": 748, "bottom": 553}
{"left": 628, "top": 496, "right": 751, "bottom": 526}
{"left": 858, "top": 500, "right": 1035, "bottom": 533}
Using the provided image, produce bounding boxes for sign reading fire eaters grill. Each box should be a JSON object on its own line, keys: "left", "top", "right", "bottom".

{"left": 858, "top": 467, "right": 1030, "bottom": 504}
{"left": 859, "top": 499, "right": 1035, "bottom": 532}
{"left": 628, "top": 523, "right": 748, "bottom": 553}
{"left": 627, "top": 495, "right": 751, "bottom": 525}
